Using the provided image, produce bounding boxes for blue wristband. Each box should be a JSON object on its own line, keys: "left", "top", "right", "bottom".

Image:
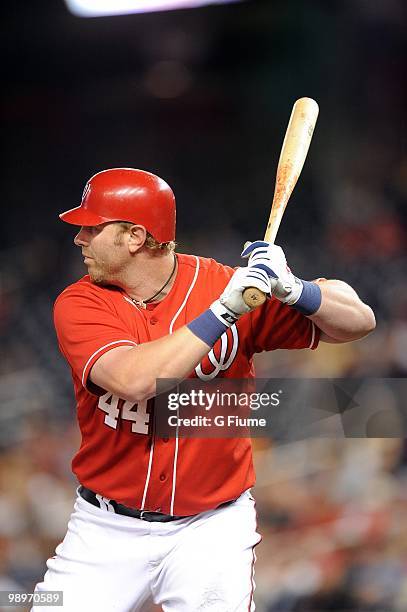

{"left": 292, "top": 280, "right": 322, "bottom": 316}
{"left": 187, "top": 309, "right": 229, "bottom": 346}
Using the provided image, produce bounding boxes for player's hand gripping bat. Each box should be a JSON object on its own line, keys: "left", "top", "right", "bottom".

{"left": 242, "top": 97, "right": 319, "bottom": 308}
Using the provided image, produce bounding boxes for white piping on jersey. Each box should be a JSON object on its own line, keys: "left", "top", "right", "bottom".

{"left": 122, "top": 294, "right": 157, "bottom": 511}
{"left": 309, "top": 321, "right": 316, "bottom": 349}
{"left": 129, "top": 256, "right": 200, "bottom": 515}
{"left": 123, "top": 295, "right": 138, "bottom": 308}
{"left": 140, "top": 437, "right": 155, "bottom": 510}
{"left": 81, "top": 340, "right": 137, "bottom": 388}
{"left": 168, "top": 256, "right": 200, "bottom": 514}
{"left": 169, "top": 416, "right": 180, "bottom": 515}
{"left": 169, "top": 256, "right": 200, "bottom": 334}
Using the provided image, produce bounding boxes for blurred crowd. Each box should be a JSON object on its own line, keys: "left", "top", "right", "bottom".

{"left": 253, "top": 438, "right": 407, "bottom": 612}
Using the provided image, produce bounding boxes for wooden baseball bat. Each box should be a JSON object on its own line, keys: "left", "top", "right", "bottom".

{"left": 242, "top": 97, "right": 319, "bottom": 308}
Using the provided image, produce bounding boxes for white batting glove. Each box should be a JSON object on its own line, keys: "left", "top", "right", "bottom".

{"left": 210, "top": 265, "right": 272, "bottom": 326}
{"left": 241, "top": 241, "right": 303, "bottom": 305}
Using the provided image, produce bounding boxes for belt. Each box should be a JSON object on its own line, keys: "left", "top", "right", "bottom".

{"left": 79, "top": 485, "right": 236, "bottom": 522}
{"left": 79, "top": 486, "right": 188, "bottom": 522}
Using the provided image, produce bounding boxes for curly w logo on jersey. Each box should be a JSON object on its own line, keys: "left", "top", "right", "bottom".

{"left": 195, "top": 326, "right": 239, "bottom": 380}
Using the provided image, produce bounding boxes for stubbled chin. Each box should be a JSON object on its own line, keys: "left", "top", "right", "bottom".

{"left": 88, "top": 269, "right": 109, "bottom": 286}
{"left": 90, "top": 275, "right": 110, "bottom": 286}
{"left": 88, "top": 263, "right": 118, "bottom": 287}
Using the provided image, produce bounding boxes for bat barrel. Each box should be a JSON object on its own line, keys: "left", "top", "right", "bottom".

{"left": 242, "top": 97, "right": 319, "bottom": 309}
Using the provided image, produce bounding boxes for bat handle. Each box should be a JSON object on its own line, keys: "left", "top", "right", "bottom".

{"left": 242, "top": 286, "right": 267, "bottom": 308}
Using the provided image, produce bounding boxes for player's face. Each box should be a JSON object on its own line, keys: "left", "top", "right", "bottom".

{"left": 74, "top": 223, "right": 130, "bottom": 285}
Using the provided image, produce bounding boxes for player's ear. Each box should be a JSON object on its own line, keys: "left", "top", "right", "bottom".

{"left": 127, "top": 225, "right": 147, "bottom": 254}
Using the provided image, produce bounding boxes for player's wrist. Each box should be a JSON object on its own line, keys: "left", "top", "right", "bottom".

{"left": 187, "top": 301, "right": 239, "bottom": 347}
{"left": 275, "top": 276, "right": 303, "bottom": 306}
{"left": 288, "top": 279, "right": 322, "bottom": 315}
{"left": 210, "top": 299, "right": 241, "bottom": 325}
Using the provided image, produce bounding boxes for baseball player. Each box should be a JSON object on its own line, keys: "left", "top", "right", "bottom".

{"left": 34, "top": 168, "right": 375, "bottom": 611}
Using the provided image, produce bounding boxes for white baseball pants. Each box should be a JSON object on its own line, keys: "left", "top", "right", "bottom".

{"left": 33, "top": 490, "right": 260, "bottom": 611}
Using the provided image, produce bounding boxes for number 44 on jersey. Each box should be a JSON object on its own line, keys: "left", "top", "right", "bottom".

{"left": 98, "top": 392, "right": 150, "bottom": 435}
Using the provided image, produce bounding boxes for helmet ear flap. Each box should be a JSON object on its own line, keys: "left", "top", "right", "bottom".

{"left": 59, "top": 168, "right": 176, "bottom": 243}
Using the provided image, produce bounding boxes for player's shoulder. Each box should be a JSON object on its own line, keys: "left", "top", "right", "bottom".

{"left": 54, "top": 275, "right": 120, "bottom": 310}
{"left": 177, "top": 252, "right": 235, "bottom": 279}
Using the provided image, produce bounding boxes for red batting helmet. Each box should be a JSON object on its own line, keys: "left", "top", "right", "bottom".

{"left": 59, "top": 168, "right": 176, "bottom": 243}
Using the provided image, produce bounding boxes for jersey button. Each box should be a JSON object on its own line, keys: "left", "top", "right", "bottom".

{"left": 150, "top": 317, "right": 158, "bottom": 325}
{"left": 159, "top": 473, "right": 166, "bottom": 482}
{"left": 162, "top": 437, "right": 169, "bottom": 443}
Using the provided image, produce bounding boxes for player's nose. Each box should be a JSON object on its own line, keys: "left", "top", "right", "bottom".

{"left": 74, "top": 227, "right": 89, "bottom": 247}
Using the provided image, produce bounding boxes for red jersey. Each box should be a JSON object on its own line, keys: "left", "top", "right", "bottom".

{"left": 54, "top": 253, "right": 319, "bottom": 515}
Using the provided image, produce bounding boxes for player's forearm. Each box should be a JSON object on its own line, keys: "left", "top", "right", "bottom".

{"left": 131, "top": 327, "right": 215, "bottom": 399}
{"left": 308, "top": 280, "right": 376, "bottom": 342}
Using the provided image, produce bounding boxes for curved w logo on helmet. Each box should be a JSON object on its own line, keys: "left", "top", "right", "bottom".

{"left": 81, "top": 182, "right": 91, "bottom": 203}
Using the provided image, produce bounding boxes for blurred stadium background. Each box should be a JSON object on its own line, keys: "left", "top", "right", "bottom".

{"left": 1, "top": 0, "right": 406, "bottom": 610}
